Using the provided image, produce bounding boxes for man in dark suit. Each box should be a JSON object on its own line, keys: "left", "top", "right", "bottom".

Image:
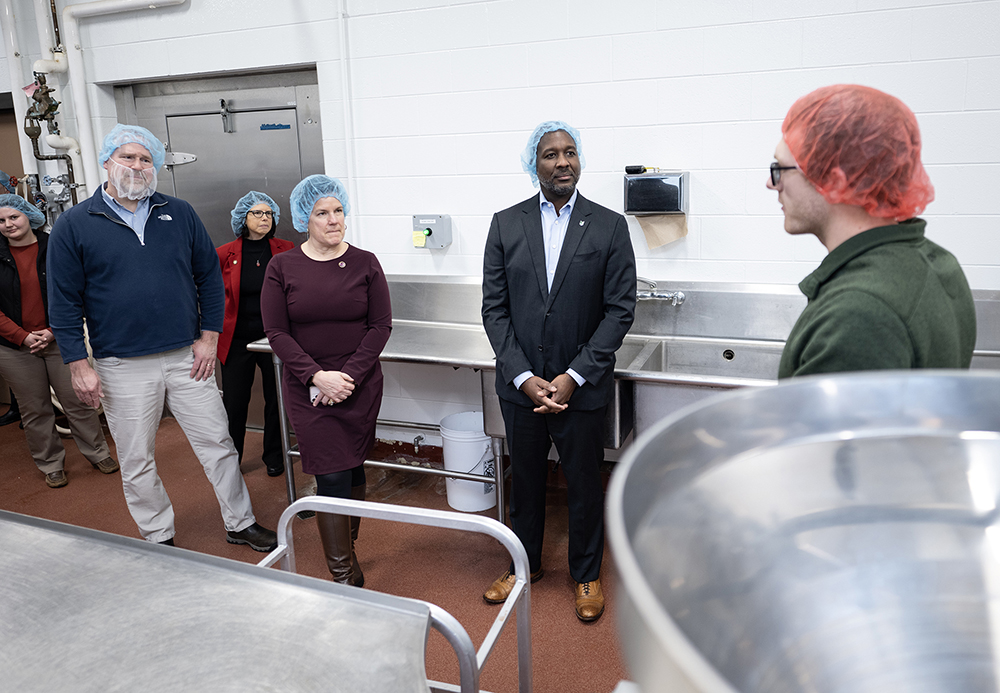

{"left": 481, "top": 121, "right": 636, "bottom": 622}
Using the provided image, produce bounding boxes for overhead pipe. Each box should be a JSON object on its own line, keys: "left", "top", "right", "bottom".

{"left": 0, "top": 0, "right": 39, "bottom": 178}
{"left": 62, "top": 0, "right": 189, "bottom": 193}
{"left": 32, "top": 0, "right": 65, "bottom": 74}
{"left": 30, "top": 1, "right": 82, "bottom": 201}
{"left": 337, "top": 0, "right": 358, "bottom": 219}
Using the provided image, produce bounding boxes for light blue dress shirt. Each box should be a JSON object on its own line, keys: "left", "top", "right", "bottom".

{"left": 101, "top": 184, "right": 152, "bottom": 245}
{"left": 513, "top": 189, "right": 585, "bottom": 392}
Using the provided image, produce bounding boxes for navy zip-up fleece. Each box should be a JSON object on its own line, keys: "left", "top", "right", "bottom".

{"left": 47, "top": 186, "right": 224, "bottom": 363}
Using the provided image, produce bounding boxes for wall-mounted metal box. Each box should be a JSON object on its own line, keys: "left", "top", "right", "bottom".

{"left": 412, "top": 214, "right": 452, "bottom": 249}
{"left": 624, "top": 171, "right": 689, "bottom": 215}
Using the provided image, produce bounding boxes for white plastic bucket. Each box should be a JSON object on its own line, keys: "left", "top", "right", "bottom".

{"left": 440, "top": 411, "right": 496, "bottom": 512}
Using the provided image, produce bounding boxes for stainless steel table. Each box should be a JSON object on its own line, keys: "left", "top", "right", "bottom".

{"left": 248, "top": 322, "right": 506, "bottom": 521}
{"left": 0, "top": 510, "right": 434, "bottom": 692}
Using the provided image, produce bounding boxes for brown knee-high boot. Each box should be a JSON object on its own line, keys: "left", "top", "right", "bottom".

{"left": 317, "top": 510, "right": 362, "bottom": 587}
{"left": 349, "top": 483, "right": 365, "bottom": 587}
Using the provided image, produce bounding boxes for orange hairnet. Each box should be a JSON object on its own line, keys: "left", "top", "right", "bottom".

{"left": 782, "top": 84, "right": 933, "bottom": 220}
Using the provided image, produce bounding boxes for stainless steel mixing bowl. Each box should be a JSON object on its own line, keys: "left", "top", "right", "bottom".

{"left": 607, "top": 371, "right": 1000, "bottom": 693}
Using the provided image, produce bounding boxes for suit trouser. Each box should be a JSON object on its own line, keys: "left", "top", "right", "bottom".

{"left": 219, "top": 339, "right": 282, "bottom": 470}
{"left": 0, "top": 342, "right": 109, "bottom": 474}
{"left": 500, "top": 398, "right": 606, "bottom": 583}
{"left": 94, "top": 347, "right": 256, "bottom": 543}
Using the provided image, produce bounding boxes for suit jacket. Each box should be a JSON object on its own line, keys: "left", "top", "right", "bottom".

{"left": 482, "top": 192, "right": 636, "bottom": 411}
{"left": 216, "top": 236, "right": 295, "bottom": 363}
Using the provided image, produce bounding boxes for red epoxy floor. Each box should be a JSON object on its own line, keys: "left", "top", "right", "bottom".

{"left": 0, "top": 408, "right": 629, "bottom": 692}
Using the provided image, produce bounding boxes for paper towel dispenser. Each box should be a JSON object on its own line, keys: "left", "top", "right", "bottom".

{"left": 624, "top": 170, "right": 689, "bottom": 215}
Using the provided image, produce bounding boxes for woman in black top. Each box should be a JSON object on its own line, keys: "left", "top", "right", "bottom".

{"left": 0, "top": 194, "right": 116, "bottom": 487}
{"left": 216, "top": 192, "right": 294, "bottom": 476}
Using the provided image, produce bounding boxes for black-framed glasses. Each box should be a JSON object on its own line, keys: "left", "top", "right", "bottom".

{"left": 247, "top": 210, "right": 274, "bottom": 219}
{"left": 770, "top": 162, "right": 799, "bottom": 186}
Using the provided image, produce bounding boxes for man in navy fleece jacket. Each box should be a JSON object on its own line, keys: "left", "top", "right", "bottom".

{"left": 47, "top": 124, "right": 277, "bottom": 551}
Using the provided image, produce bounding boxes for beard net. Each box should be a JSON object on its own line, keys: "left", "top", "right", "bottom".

{"left": 108, "top": 159, "right": 157, "bottom": 201}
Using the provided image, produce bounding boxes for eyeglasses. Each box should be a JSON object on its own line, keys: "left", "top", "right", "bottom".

{"left": 247, "top": 210, "right": 274, "bottom": 219}
{"left": 770, "top": 162, "right": 800, "bottom": 186}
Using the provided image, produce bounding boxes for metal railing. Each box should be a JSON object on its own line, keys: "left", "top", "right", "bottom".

{"left": 258, "top": 496, "right": 532, "bottom": 693}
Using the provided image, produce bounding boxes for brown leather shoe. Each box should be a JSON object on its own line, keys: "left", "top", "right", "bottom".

{"left": 483, "top": 568, "right": 544, "bottom": 604}
{"left": 575, "top": 578, "right": 605, "bottom": 622}
{"left": 91, "top": 456, "right": 120, "bottom": 474}
{"left": 45, "top": 470, "right": 68, "bottom": 488}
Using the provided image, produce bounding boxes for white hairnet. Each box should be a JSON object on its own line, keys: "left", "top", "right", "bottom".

{"left": 0, "top": 193, "right": 45, "bottom": 229}
{"left": 98, "top": 124, "right": 166, "bottom": 171}
{"left": 230, "top": 191, "right": 281, "bottom": 236}
{"left": 289, "top": 175, "right": 350, "bottom": 234}
{"left": 520, "top": 120, "right": 586, "bottom": 187}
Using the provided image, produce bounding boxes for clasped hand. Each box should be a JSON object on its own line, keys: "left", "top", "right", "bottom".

{"left": 23, "top": 329, "right": 54, "bottom": 354}
{"left": 520, "top": 374, "right": 577, "bottom": 414}
{"left": 312, "top": 370, "right": 355, "bottom": 407}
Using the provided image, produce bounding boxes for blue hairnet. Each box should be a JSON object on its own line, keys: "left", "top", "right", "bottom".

{"left": 230, "top": 191, "right": 281, "bottom": 236}
{"left": 289, "top": 175, "right": 350, "bottom": 233}
{"left": 0, "top": 194, "right": 45, "bottom": 229}
{"left": 98, "top": 124, "right": 166, "bottom": 171}
{"left": 520, "top": 120, "right": 586, "bottom": 187}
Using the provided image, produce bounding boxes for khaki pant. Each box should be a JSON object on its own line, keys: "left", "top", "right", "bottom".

{"left": 0, "top": 342, "right": 110, "bottom": 475}
{"left": 94, "top": 347, "right": 256, "bottom": 543}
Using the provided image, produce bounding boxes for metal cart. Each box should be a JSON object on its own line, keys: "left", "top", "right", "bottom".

{"left": 1, "top": 504, "right": 532, "bottom": 692}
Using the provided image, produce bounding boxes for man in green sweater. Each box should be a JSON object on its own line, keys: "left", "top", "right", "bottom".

{"left": 768, "top": 84, "right": 976, "bottom": 379}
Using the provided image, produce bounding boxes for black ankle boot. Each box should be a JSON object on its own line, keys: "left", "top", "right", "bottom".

{"left": 0, "top": 393, "right": 20, "bottom": 427}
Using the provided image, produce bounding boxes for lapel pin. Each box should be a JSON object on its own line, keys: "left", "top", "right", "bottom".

{"left": 579, "top": 220, "right": 585, "bottom": 226}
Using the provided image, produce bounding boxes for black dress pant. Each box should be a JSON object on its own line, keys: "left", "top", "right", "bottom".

{"left": 220, "top": 339, "right": 282, "bottom": 471}
{"left": 500, "top": 397, "right": 606, "bottom": 583}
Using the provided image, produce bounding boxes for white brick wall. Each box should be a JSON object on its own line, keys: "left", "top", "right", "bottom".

{"left": 2, "top": 0, "right": 997, "bottom": 433}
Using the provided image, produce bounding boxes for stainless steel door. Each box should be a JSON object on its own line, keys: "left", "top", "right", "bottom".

{"left": 166, "top": 109, "right": 302, "bottom": 247}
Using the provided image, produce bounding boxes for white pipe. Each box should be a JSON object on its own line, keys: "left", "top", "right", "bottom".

{"left": 32, "top": 0, "right": 65, "bottom": 73}
{"left": 62, "top": 0, "right": 188, "bottom": 195}
{"left": 337, "top": 0, "right": 358, "bottom": 218}
{"left": 45, "top": 133, "right": 84, "bottom": 189}
{"left": 30, "top": 0, "right": 78, "bottom": 195}
{"left": 32, "top": 54, "right": 66, "bottom": 74}
{"left": 0, "top": 0, "right": 38, "bottom": 176}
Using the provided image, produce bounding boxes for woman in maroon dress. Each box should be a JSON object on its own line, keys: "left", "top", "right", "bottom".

{"left": 261, "top": 175, "right": 391, "bottom": 586}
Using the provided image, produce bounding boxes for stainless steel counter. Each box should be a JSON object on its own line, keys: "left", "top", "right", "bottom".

{"left": 254, "top": 276, "right": 1000, "bottom": 516}
{"left": 382, "top": 320, "right": 496, "bottom": 370}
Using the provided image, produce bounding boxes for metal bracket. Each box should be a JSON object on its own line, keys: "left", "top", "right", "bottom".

{"left": 163, "top": 151, "right": 198, "bottom": 167}
{"left": 220, "top": 98, "right": 234, "bottom": 133}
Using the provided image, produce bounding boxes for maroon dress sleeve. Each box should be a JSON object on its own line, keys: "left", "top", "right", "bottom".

{"left": 261, "top": 250, "right": 323, "bottom": 385}
{"left": 341, "top": 253, "right": 392, "bottom": 381}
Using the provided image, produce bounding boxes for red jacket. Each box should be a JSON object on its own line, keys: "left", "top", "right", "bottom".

{"left": 216, "top": 236, "right": 295, "bottom": 364}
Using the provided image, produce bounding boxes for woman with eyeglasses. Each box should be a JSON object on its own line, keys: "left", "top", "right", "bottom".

{"left": 217, "top": 192, "right": 295, "bottom": 477}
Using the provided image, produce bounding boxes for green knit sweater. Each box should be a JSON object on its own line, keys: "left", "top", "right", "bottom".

{"left": 778, "top": 219, "right": 976, "bottom": 379}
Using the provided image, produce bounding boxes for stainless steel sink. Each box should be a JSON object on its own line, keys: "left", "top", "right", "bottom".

{"left": 622, "top": 338, "right": 783, "bottom": 380}
{"left": 384, "top": 276, "right": 1000, "bottom": 451}
{"left": 614, "top": 337, "right": 780, "bottom": 435}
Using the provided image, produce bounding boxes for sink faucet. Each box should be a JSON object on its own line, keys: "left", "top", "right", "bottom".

{"left": 636, "top": 278, "right": 685, "bottom": 306}
{"left": 638, "top": 290, "right": 685, "bottom": 306}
